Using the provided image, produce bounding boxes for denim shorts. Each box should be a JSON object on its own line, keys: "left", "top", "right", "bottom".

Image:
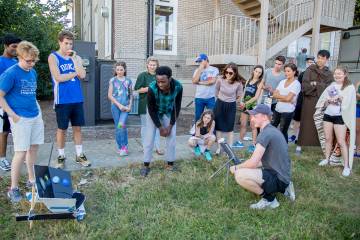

{"left": 357, "top": 104, "right": 360, "bottom": 118}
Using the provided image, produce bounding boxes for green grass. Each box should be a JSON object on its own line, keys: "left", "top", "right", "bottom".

{"left": 1, "top": 146, "right": 359, "bottom": 239}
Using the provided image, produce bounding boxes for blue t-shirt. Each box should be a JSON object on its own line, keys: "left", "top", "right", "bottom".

{"left": 0, "top": 56, "right": 18, "bottom": 75}
{"left": 51, "top": 52, "right": 84, "bottom": 105}
{"left": 0, "top": 64, "right": 39, "bottom": 118}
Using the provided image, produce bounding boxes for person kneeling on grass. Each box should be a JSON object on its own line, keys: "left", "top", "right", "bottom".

{"left": 230, "top": 104, "right": 295, "bottom": 210}
{"left": 188, "top": 110, "right": 216, "bottom": 161}
{"left": 140, "top": 66, "right": 183, "bottom": 177}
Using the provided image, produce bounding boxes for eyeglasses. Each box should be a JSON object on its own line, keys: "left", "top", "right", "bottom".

{"left": 25, "top": 59, "right": 37, "bottom": 64}
{"left": 225, "top": 71, "right": 234, "bottom": 76}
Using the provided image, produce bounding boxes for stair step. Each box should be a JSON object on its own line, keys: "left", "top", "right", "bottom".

{"left": 242, "top": 1, "right": 260, "bottom": 10}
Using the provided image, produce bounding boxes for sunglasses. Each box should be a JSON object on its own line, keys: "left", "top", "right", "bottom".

{"left": 225, "top": 71, "right": 234, "bottom": 76}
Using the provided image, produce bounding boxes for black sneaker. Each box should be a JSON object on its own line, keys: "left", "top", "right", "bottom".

{"left": 75, "top": 153, "right": 91, "bottom": 167}
{"left": 7, "top": 187, "right": 22, "bottom": 203}
{"left": 56, "top": 155, "right": 66, "bottom": 169}
{"left": 165, "top": 164, "right": 179, "bottom": 172}
{"left": 140, "top": 167, "right": 151, "bottom": 177}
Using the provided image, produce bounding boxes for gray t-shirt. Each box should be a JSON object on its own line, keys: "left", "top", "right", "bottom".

{"left": 193, "top": 66, "right": 219, "bottom": 99}
{"left": 256, "top": 123, "right": 291, "bottom": 184}
{"left": 262, "top": 68, "right": 285, "bottom": 103}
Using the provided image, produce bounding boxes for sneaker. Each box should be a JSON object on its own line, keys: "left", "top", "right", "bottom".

{"left": 26, "top": 180, "right": 35, "bottom": 189}
{"left": 232, "top": 141, "right": 244, "bottom": 148}
{"left": 7, "top": 188, "right": 22, "bottom": 203}
{"left": 284, "top": 181, "right": 296, "bottom": 201}
{"left": 295, "top": 146, "right": 301, "bottom": 156}
{"left": 194, "top": 145, "right": 201, "bottom": 157}
{"left": 342, "top": 167, "right": 351, "bottom": 177}
{"left": 75, "top": 154, "right": 91, "bottom": 167}
{"left": 204, "top": 150, "right": 212, "bottom": 161}
{"left": 288, "top": 135, "right": 296, "bottom": 143}
{"left": 140, "top": 167, "right": 151, "bottom": 177}
{"left": 165, "top": 164, "right": 179, "bottom": 172}
{"left": 215, "top": 148, "right": 221, "bottom": 155}
{"left": 155, "top": 149, "right": 165, "bottom": 155}
{"left": 0, "top": 158, "right": 11, "bottom": 171}
{"left": 247, "top": 145, "right": 255, "bottom": 154}
{"left": 318, "top": 159, "right": 329, "bottom": 166}
{"left": 250, "top": 198, "right": 280, "bottom": 210}
{"left": 56, "top": 155, "right": 66, "bottom": 169}
{"left": 119, "top": 147, "right": 128, "bottom": 157}
{"left": 243, "top": 136, "right": 252, "bottom": 141}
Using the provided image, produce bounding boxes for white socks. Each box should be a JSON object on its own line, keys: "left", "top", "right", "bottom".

{"left": 58, "top": 145, "right": 83, "bottom": 157}
{"left": 58, "top": 148, "right": 65, "bottom": 157}
{"left": 75, "top": 145, "right": 83, "bottom": 157}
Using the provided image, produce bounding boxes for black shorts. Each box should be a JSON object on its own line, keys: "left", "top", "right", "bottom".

{"left": 55, "top": 103, "right": 85, "bottom": 130}
{"left": 261, "top": 169, "right": 288, "bottom": 195}
{"left": 323, "top": 114, "right": 344, "bottom": 125}
{"left": 0, "top": 112, "right": 11, "bottom": 132}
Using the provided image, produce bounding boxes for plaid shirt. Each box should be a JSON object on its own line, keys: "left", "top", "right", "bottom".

{"left": 147, "top": 79, "right": 183, "bottom": 127}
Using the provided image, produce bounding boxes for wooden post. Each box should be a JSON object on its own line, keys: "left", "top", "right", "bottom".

{"left": 258, "top": 0, "right": 269, "bottom": 66}
{"left": 311, "top": 0, "right": 323, "bottom": 56}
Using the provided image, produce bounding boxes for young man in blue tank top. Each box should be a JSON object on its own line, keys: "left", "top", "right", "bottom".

{"left": 48, "top": 30, "right": 91, "bottom": 169}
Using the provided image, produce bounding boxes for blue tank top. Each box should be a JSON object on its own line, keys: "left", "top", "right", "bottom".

{"left": 51, "top": 51, "right": 84, "bottom": 105}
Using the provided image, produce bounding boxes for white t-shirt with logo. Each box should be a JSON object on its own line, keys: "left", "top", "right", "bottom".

{"left": 194, "top": 66, "right": 219, "bottom": 99}
{"left": 324, "top": 83, "right": 342, "bottom": 116}
{"left": 275, "top": 79, "right": 301, "bottom": 113}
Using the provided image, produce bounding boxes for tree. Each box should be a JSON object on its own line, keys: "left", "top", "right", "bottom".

{"left": 0, "top": 0, "right": 71, "bottom": 99}
{"left": 354, "top": 0, "right": 360, "bottom": 26}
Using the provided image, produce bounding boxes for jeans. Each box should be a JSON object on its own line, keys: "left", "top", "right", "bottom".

{"left": 194, "top": 97, "right": 215, "bottom": 122}
{"left": 140, "top": 114, "right": 160, "bottom": 150}
{"left": 144, "top": 113, "right": 176, "bottom": 163}
{"left": 271, "top": 110, "right": 294, "bottom": 143}
{"left": 111, "top": 104, "right": 128, "bottom": 149}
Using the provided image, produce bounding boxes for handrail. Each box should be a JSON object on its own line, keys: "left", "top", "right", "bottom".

{"left": 185, "top": 0, "right": 355, "bottom": 60}
{"left": 186, "top": 14, "right": 258, "bottom": 30}
{"left": 267, "top": 0, "right": 314, "bottom": 46}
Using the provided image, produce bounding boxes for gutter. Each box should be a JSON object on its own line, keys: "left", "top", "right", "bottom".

{"left": 111, "top": 0, "right": 115, "bottom": 59}
{"left": 146, "top": 0, "right": 154, "bottom": 58}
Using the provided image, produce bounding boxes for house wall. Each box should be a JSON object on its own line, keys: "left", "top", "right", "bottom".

{"left": 111, "top": 0, "right": 245, "bottom": 103}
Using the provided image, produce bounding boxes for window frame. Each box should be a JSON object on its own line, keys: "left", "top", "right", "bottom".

{"left": 153, "top": 0, "right": 178, "bottom": 55}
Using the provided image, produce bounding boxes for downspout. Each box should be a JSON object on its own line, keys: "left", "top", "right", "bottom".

{"left": 146, "top": 0, "right": 154, "bottom": 58}
{"left": 111, "top": 0, "right": 115, "bottom": 59}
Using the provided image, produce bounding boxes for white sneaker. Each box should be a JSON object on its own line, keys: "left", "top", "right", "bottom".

{"left": 342, "top": 167, "right": 351, "bottom": 177}
{"left": 215, "top": 148, "right": 221, "bottom": 155}
{"left": 243, "top": 136, "right": 252, "bottom": 141}
{"left": 250, "top": 198, "right": 280, "bottom": 210}
{"left": 284, "top": 181, "right": 296, "bottom": 201}
{"left": 318, "top": 159, "right": 329, "bottom": 166}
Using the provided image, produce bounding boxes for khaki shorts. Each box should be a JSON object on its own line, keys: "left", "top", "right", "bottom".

{"left": 9, "top": 113, "right": 44, "bottom": 151}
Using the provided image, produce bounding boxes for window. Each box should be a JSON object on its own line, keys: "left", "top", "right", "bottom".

{"left": 153, "top": 0, "right": 177, "bottom": 55}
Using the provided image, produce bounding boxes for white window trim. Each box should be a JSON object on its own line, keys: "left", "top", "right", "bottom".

{"left": 153, "top": 0, "right": 178, "bottom": 56}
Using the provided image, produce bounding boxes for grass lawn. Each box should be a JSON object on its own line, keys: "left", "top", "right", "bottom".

{"left": 0, "top": 145, "right": 359, "bottom": 239}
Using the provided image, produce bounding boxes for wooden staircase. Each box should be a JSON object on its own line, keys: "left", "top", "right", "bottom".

{"left": 186, "top": 0, "right": 356, "bottom": 67}
{"left": 233, "top": 0, "right": 261, "bottom": 18}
